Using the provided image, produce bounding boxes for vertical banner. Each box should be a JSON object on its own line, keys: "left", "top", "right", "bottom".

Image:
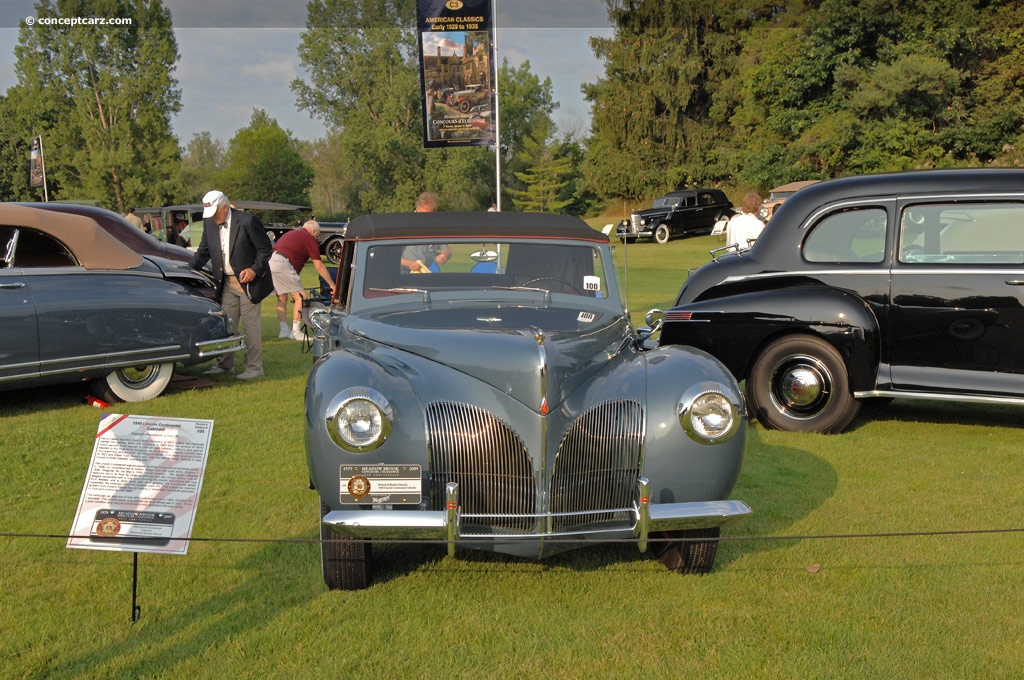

{"left": 29, "top": 136, "right": 44, "bottom": 188}
{"left": 417, "top": 0, "right": 495, "bottom": 148}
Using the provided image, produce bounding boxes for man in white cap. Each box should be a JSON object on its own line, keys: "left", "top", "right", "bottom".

{"left": 190, "top": 190, "right": 273, "bottom": 379}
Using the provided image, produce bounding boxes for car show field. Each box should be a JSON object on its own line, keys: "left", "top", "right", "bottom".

{"left": 1, "top": 230, "right": 1022, "bottom": 678}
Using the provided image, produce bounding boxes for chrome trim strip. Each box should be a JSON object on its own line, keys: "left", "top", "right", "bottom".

{"left": 854, "top": 389, "right": 1024, "bottom": 406}
{"left": 38, "top": 345, "right": 182, "bottom": 366}
{"left": 719, "top": 266, "right": 1024, "bottom": 288}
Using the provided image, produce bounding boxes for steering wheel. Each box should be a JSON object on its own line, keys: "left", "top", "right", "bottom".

{"left": 521, "top": 276, "right": 584, "bottom": 295}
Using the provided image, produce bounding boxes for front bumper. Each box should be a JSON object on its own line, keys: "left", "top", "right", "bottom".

{"left": 322, "top": 476, "right": 752, "bottom": 558}
{"left": 195, "top": 334, "right": 245, "bottom": 359}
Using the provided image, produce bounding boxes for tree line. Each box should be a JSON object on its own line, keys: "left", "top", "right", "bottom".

{"left": 2, "top": 0, "right": 1023, "bottom": 217}
{"left": 585, "top": 0, "right": 1024, "bottom": 203}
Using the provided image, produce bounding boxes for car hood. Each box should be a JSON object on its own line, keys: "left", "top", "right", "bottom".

{"left": 634, "top": 206, "right": 672, "bottom": 218}
{"left": 143, "top": 254, "right": 217, "bottom": 298}
{"left": 345, "top": 305, "right": 635, "bottom": 413}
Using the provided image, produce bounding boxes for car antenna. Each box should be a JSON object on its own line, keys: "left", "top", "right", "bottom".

{"left": 621, "top": 200, "right": 630, "bottom": 319}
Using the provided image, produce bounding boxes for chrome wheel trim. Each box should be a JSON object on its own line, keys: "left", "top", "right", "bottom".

{"left": 768, "top": 353, "right": 833, "bottom": 418}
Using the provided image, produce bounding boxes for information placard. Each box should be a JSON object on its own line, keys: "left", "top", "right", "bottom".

{"left": 67, "top": 414, "right": 213, "bottom": 555}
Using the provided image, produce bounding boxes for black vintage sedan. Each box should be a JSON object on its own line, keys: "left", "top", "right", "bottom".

{"left": 0, "top": 203, "right": 243, "bottom": 402}
{"left": 304, "top": 211, "right": 751, "bottom": 589}
{"left": 617, "top": 188, "right": 733, "bottom": 244}
{"left": 659, "top": 169, "right": 1024, "bottom": 433}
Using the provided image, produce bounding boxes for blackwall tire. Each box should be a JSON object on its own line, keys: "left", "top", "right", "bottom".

{"left": 656, "top": 527, "right": 720, "bottom": 575}
{"left": 746, "top": 334, "right": 860, "bottom": 434}
{"left": 91, "top": 362, "right": 174, "bottom": 403}
{"left": 320, "top": 502, "right": 371, "bottom": 590}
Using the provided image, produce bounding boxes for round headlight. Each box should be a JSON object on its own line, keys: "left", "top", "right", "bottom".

{"left": 640, "top": 217, "right": 649, "bottom": 226}
{"left": 678, "top": 383, "right": 743, "bottom": 444}
{"left": 326, "top": 387, "right": 393, "bottom": 452}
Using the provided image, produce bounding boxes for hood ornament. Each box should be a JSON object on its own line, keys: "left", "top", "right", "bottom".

{"left": 530, "top": 326, "right": 548, "bottom": 414}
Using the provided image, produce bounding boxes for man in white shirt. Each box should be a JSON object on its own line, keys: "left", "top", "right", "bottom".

{"left": 725, "top": 191, "right": 766, "bottom": 250}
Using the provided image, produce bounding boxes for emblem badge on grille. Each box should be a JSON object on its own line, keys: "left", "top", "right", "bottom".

{"left": 347, "top": 475, "right": 370, "bottom": 499}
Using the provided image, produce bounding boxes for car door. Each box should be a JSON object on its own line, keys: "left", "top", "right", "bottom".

{"left": 0, "top": 227, "right": 40, "bottom": 383}
{"left": 889, "top": 200, "right": 1024, "bottom": 395}
{"left": 691, "top": 191, "right": 722, "bottom": 233}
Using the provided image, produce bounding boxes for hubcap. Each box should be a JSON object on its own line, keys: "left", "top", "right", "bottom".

{"left": 117, "top": 365, "right": 159, "bottom": 388}
{"left": 770, "top": 355, "right": 832, "bottom": 418}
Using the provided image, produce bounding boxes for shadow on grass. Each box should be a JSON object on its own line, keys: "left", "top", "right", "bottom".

{"left": 37, "top": 537, "right": 320, "bottom": 678}
{"left": 0, "top": 382, "right": 87, "bottom": 416}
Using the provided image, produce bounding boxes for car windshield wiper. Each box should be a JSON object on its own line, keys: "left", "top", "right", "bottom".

{"left": 490, "top": 285, "right": 552, "bottom": 303}
{"left": 368, "top": 287, "right": 431, "bottom": 302}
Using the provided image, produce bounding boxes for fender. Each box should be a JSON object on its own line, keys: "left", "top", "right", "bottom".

{"left": 640, "top": 344, "right": 746, "bottom": 505}
{"left": 304, "top": 348, "right": 427, "bottom": 498}
{"left": 659, "top": 286, "right": 881, "bottom": 392}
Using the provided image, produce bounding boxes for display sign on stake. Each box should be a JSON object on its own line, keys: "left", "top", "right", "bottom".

{"left": 67, "top": 414, "right": 214, "bottom": 622}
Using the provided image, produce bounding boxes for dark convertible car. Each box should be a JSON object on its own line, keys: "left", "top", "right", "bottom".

{"left": 0, "top": 203, "right": 243, "bottom": 402}
{"left": 659, "top": 169, "right": 1024, "bottom": 433}
{"left": 304, "top": 211, "right": 751, "bottom": 589}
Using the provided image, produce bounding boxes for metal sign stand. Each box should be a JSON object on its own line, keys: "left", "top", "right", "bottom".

{"left": 131, "top": 552, "right": 141, "bottom": 624}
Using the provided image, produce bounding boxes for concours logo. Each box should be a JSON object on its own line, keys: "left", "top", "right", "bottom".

{"left": 347, "top": 475, "right": 370, "bottom": 499}
{"left": 445, "top": 0, "right": 464, "bottom": 9}
{"left": 95, "top": 517, "right": 121, "bottom": 537}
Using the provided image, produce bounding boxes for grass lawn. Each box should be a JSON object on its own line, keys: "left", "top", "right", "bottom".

{"left": 2, "top": 236, "right": 1023, "bottom": 679}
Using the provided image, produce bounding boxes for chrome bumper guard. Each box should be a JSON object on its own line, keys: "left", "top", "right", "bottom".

{"left": 322, "top": 478, "right": 751, "bottom": 558}
{"left": 196, "top": 334, "right": 245, "bottom": 358}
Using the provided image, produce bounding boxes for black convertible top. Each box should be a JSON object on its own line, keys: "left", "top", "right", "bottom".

{"left": 346, "top": 211, "right": 605, "bottom": 242}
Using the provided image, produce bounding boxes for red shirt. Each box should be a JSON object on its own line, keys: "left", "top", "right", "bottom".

{"left": 273, "top": 228, "right": 321, "bottom": 273}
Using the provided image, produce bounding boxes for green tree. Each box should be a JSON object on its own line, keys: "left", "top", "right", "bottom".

{"left": 292, "top": 0, "right": 565, "bottom": 213}
{"left": 0, "top": 89, "right": 50, "bottom": 202}
{"left": 496, "top": 59, "right": 558, "bottom": 204}
{"left": 508, "top": 138, "right": 575, "bottom": 213}
{"left": 178, "top": 131, "right": 224, "bottom": 203}
{"left": 583, "top": 0, "right": 749, "bottom": 202}
{"left": 292, "top": 0, "right": 427, "bottom": 212}
{"left": 9, "top": 0, "right": 181, "bottom": 212}
{"left": 215, "top": 109, "right": 314, "bottom": 206}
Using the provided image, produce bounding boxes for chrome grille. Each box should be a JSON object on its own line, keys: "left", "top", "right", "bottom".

{"left": 629, "top": 214, "right": 641, "bottom": 233}
{"left": 551, "top": 400, "right": 643, "bottom": 531}
{"left": 426, "top": 402, "right": 536, "bottom": 531}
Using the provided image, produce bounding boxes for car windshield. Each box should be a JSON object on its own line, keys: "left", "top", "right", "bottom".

{"left": 651, "top": 196, "right": 682, "bottom": 209}
{"left": 357, "top": 239, "right": 615, "bottom": 306}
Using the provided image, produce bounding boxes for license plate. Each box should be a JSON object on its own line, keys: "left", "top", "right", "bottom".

{"left": 339, "top": 464, "right": 422, "bottom": 505}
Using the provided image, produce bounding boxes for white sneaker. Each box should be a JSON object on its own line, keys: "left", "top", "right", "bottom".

{"left": 237, "top": 368, "right": 264, "bottom": 380}
{"left": 292, "top": 329, "right": 309, "bottom": 342}
{"left": 278, "top": 327, "right": 292, "bottom": 339}
{"left": 204, "top": 365, "right": 230, "bottom": 375}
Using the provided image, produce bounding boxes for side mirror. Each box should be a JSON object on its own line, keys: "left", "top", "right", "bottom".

{"left": 644, "top": 308, "right": 664, "bottom": 334}
{"left": 636, "top": 309, "right": 664, "bottom": 347}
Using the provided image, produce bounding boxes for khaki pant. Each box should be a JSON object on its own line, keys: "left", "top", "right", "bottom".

{"left": 216, "top": 276, "right": 263, "bottom": 373}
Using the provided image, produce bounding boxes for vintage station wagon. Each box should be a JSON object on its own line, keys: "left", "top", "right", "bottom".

{"left": 304, "top": 211, "right": 751, "bottom": 589}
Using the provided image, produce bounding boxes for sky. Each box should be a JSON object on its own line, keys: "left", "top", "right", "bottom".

{"left": 0, "top": 0, "right": 615, "bottom": 145}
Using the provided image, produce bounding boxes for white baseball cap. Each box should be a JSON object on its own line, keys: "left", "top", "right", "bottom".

{"left": 202, "top": 190, "right": 228, "bottom": 218}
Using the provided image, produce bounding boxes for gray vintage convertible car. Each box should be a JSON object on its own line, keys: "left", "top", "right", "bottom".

{"left": 0, "top": 203, "right": 243, "bottom": 402}
{"left": 304, "top": 211, "right": 751, "bottom": 589}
